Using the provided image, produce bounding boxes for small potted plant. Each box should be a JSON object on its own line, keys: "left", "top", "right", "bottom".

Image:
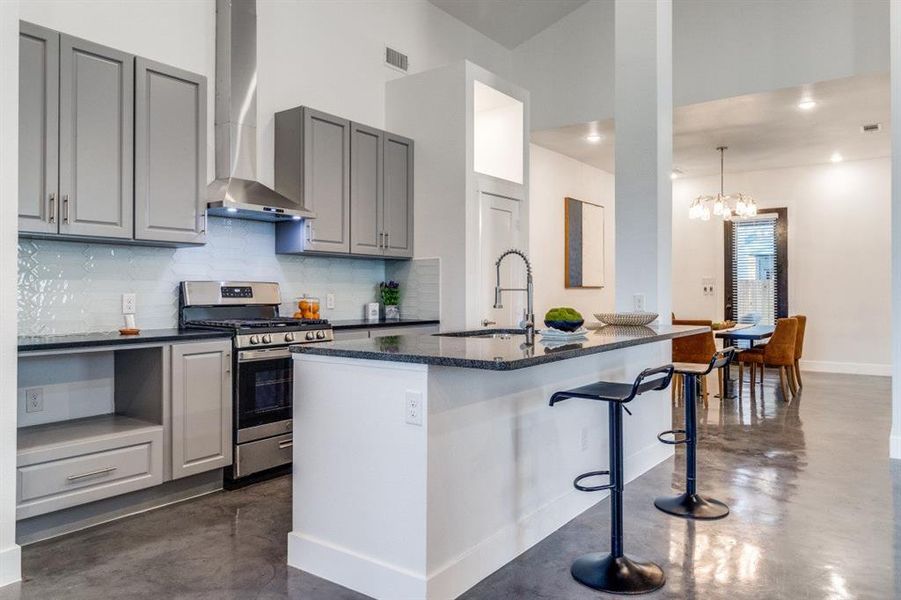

{"left": 380, "top": 280, "right": 401, "bottom": 320}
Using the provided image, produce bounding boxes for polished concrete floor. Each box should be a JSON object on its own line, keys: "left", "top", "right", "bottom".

{"left": 1, "top": 370, "right": 897, "bottom": 599}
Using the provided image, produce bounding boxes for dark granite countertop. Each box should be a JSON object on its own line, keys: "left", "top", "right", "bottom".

{"left": 290, "top": 324, "right": 709, "bottom": 371}
{"left": 330, "top": 318, "right": 440, "bottom": 330}
{"left": 18, "top": 329, "right": 233, "bottom": 352}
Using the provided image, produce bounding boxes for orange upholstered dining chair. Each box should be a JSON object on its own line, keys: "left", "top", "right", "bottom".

{"left": 737, "top": 317, "right": 798, "bottom": 401}
{"left": 671, "top": 319, "right": 721, "bottom": 406}
{"left": 790, "top": 314, "right": 807, "bottom": 389}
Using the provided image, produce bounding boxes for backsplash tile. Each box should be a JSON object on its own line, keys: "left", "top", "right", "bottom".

{"left": 18, "top": 217, "right": 388, "bottom": 336}
{"left": 386, "top": 258, "right": 440, "bottom": 320}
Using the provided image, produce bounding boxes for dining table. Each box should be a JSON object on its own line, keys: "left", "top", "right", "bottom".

{"left": 714, "top": 324, "right": 776, "bottom": 398}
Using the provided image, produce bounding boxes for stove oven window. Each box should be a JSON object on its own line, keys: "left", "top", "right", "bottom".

{"left": 237, "top": 356, "right": 293, "bottom": 428}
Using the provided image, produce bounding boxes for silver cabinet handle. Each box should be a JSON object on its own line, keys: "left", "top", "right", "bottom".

{"left": 62, "top": 194, "right": 69, "bottom": 223}
{"left": 378, "top": 232, "right": 384, "bottom": 249}
{"left": 384, "top": 231, "right": 389, "bottom": 250}
{"left": 278, "top": 440, "right": 293, "bottom": 450}
{"left": 67, "top": 466, "right": 117, "bottom": 482}
{"left": 200, "top": 212, "right": 207, "bottom": 234}
{"left": 481, "top": 319, "right": 497, "bottom": 327}
{"left": 48, "top": 193, "right": 56, "bottom": 224}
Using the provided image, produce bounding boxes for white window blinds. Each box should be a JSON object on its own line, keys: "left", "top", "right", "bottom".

{"left": 731, "top": 215, "right": 777, "bottom": 325}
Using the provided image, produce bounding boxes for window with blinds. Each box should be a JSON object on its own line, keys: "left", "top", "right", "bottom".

{"left": 730, "top": 215, "right": 778, "bottom": 325}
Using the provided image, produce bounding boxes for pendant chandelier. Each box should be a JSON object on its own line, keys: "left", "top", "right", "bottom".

{"left": 688, "top": 146, "right": 757, "bottom": 221}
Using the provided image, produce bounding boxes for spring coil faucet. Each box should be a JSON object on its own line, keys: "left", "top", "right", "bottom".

{"left": 493, "top": 249, "right": 535, "bottom": 346}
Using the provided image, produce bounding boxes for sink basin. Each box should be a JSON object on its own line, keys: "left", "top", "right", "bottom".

{"left": 434, "top": 328, "right": 526, "bottom": 340}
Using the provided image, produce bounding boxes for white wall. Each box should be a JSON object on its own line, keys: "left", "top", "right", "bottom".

{"left": 514, "top": 0, "right": 889, "bottom": 131}
{"left": 0, "top": 0, "right": 20, "bottom": 587}
{"left": 256, "top": 0, "right": 512, "bottom": 188}
{"left": 529, "top": 144, "right": 615, "bottom": 320}
{"left": 672, "top": 157, "right": 891, "bottom": 375}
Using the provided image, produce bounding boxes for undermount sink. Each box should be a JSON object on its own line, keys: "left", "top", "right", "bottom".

{"left": 434, "top": 328, "right": 526, "bottom": 340}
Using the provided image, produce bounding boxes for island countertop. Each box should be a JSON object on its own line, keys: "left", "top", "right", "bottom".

{"left": 290, "top": 323, "right": 708, "bottom": 371}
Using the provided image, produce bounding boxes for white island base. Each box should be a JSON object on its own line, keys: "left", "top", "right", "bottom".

{"left": 288, "top": 341, "right": 674, "bottom": 600}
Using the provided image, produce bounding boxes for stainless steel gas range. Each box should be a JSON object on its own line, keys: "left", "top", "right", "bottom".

{"left": 179, "top": 281, "right": 333, "bottom": 484}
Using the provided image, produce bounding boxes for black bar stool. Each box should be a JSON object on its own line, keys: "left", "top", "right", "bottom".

{"left": 654, "top": 347, "right": 735, "bottom": 520}
{"left": 549, "top": 364, "right": 675, "bottom": 595}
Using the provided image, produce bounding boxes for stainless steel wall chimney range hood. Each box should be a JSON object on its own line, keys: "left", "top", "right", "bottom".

{"left": 207, "top": 0, "right": 315, "bottom": 222}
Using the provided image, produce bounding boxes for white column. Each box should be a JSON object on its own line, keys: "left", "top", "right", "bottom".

{"left": 0, "top": 0, "right": 21, "bottom": 587}
{"left": 614, "top": 0, "right": 673, "bottom": 323}
{"left": 890, "top": 0, "right": 901, "bottom": 459}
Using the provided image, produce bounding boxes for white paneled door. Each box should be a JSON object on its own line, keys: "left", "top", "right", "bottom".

{"left": 479, "top": 191, "right": 524, "bottom": 328}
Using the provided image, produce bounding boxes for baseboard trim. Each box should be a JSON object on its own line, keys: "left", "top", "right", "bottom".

{"left": 288, "top": 532, "right": 427, "bottom": 599}
{"left": 0, "top": 544, "right": 21, "bottom": 588}
{"left": 890, "top": 432, "right": 901, "bottom": 460}
{"left": 799, "top": 360, "right": 891, "bottom": 377}
{"left": 288, "top": 443, "right": 672, "bottom": 600}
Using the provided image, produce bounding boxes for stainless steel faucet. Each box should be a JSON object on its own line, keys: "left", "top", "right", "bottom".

{"left": 493, "top": 249, "right": 535, "bottom": 345}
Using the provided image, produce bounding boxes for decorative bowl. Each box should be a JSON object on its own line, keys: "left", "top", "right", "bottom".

{"left": 544, "top": 319, "right": 585, "bottom": 332}
{"left": 593, "top": 312, "right": 658, "bottom": 326}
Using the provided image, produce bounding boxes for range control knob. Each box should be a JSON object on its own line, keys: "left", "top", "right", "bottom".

{"left": 262, "top": 334, "right": 272, "bottom": 344}
{"left": 285, "top": 332, "right": 296, "bottom": 342}
{"left": 315, "top": 330, "right": 326, "bottom": 340}
{"left": 249, "top": 335, "right": 260, "bottom": 345}
{"left": 305, "top": 332, "right": 315, "bottom": 341}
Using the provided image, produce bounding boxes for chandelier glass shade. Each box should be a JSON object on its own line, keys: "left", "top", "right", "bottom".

{"left": 688, "top": 146, "right": 758, "bottom": 221}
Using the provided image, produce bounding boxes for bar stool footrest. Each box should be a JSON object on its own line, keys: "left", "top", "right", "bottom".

{"left": 657, "top": 429, "right": 689, "bottom": 445}
{"left": 573, "top": 470, "right": 613, "bottom": 492}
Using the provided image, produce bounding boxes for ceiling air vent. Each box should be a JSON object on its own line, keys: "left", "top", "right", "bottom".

{"left": 861, "top": 123, "right": 882, "bottom": 133}
{"left": 385, "top": 46, "right": 408, "bottom": 73}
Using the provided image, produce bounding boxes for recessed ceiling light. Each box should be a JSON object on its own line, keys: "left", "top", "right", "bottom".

{"left": 585, "top": 133, "right": 603, "bottom": 143}
{"left": 830, "top": 152, "right": 843, "bottom": 163}
{"left": 798, "top": 100, "right": 817, "bottom": 111}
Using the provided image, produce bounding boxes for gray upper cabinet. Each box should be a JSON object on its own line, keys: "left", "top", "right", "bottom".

{"left": 275, "top": 107, "right": 350, "bottom": 253}
{"left": 170, "top": 340, "right": 232, "bottom": 480}
{"left": 350, "top": 123, "right": 383, "bottom": 255}
{"left": 58, "top": 34, "right": 134, "bottom": 239}
{"left": 135, "top": 58, "right": 207, "bottom": 244}
{"left": 382, "top": 133, "right": 414, "bottom": 258}
{"left": 275, "top": 106, "right": 413, "bottom": 258}
{"left": 18, "top": 22, "right": 59, "bottom": 235}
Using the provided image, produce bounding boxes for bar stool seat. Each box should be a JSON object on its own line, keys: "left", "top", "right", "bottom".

{"left": 655, "top": 348, "right": 735, "bottom": 520}
{"left": 550, "top": 364, "right": 675, "bottom": 595}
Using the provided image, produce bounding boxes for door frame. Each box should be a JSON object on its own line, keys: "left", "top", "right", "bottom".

{"left": 723, "top": 207, "right": 788, "bottom": 320}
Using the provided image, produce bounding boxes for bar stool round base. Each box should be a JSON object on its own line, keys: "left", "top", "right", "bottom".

{"left": 653, "top": 492, "right": 729, "bottom": 520}
{"left": 571, "top": 553, "right": 666, "bottom": 595}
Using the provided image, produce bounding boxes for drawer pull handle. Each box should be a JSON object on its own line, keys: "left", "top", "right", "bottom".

{"left": 278, "top": 440, "right": 293, "bottom": 450}
{"left": 67, "top": 466, "right": 117, "bottom": 482}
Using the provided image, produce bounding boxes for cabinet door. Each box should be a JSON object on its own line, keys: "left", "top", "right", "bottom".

{"left": 59, "top": 34, "right": 134, "bottom": 239}
{"left": 135, "top": 58, "right": 207, "bottom": 244}
{"left": 303, "top": 108, "right": 350, "bottom": 252}
{"left": 18, "top": 22, "right": 59, "bottom": 234}
{"left": 349, "top": 122, "right": 383, "bottom": 255}
{"left": 382, "top": 133, "right": 414, "bottom": 258}
{"left": 171, "top": 341, "right": 232, "bottom": 479}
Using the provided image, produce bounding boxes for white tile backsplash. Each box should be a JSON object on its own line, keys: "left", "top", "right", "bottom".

{"left": 385, "top": 258, "right": 441, "bottom": 320}
{"left": 18, "top": 217, "right": 388, "bottom": 335}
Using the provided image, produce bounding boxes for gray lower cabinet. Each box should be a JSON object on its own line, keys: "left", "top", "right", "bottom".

{"left": 18, "top": 22, "right": 59, "bottom": 235}
{"left": 275, "top": 107, "right": 351, "bottom": 253}
{"left": 350, "top": 123, "right": 383, "bottom": 255}
{"left": 170, "top": 340, "right": 232, "bottom": 480}
{"left": 134, "top": 58, "right": 207, "bottom": 244}
{"left": 382, "top": 133, "right": 414, "bottom": 258}
{"left": 58, "top": 34, "right": 134, "bottom": 239}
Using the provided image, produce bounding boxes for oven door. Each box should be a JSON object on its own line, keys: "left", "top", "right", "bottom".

{"left": 236, "top": 347, "right": 293, "bottom": 433}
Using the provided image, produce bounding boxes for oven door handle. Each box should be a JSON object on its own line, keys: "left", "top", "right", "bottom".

{"left": 238, "top": 348, "right": 292, "bottom": 362}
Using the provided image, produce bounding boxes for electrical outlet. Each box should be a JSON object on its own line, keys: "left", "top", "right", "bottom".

{"left": 633, "top": 293, "right": 646, "bottom": 312}
{"left": 580, "top": 427, "right": 589, "bottom": 451}
{"left": 25, "top": 387, "right": 44, "bottom": 413}
{"left": 122, "top": 293, "right": 137, "bottom": 315}
{"left": 702, "top": 277, "right": 716, "bottom": 296}
{"left": 405, "top": 391, "right": 423, "bottom": 426}
{"left": 326, "top": 293, "right": 335, "bottom": 310}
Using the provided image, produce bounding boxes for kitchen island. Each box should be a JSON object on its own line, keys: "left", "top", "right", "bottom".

{"left": 288, "top": 324, "right": 707, "bottom": 600}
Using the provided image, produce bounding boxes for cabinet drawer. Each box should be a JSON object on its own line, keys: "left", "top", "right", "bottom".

{"left": 17, "top": 429, "right": 162, "bottom": 519}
